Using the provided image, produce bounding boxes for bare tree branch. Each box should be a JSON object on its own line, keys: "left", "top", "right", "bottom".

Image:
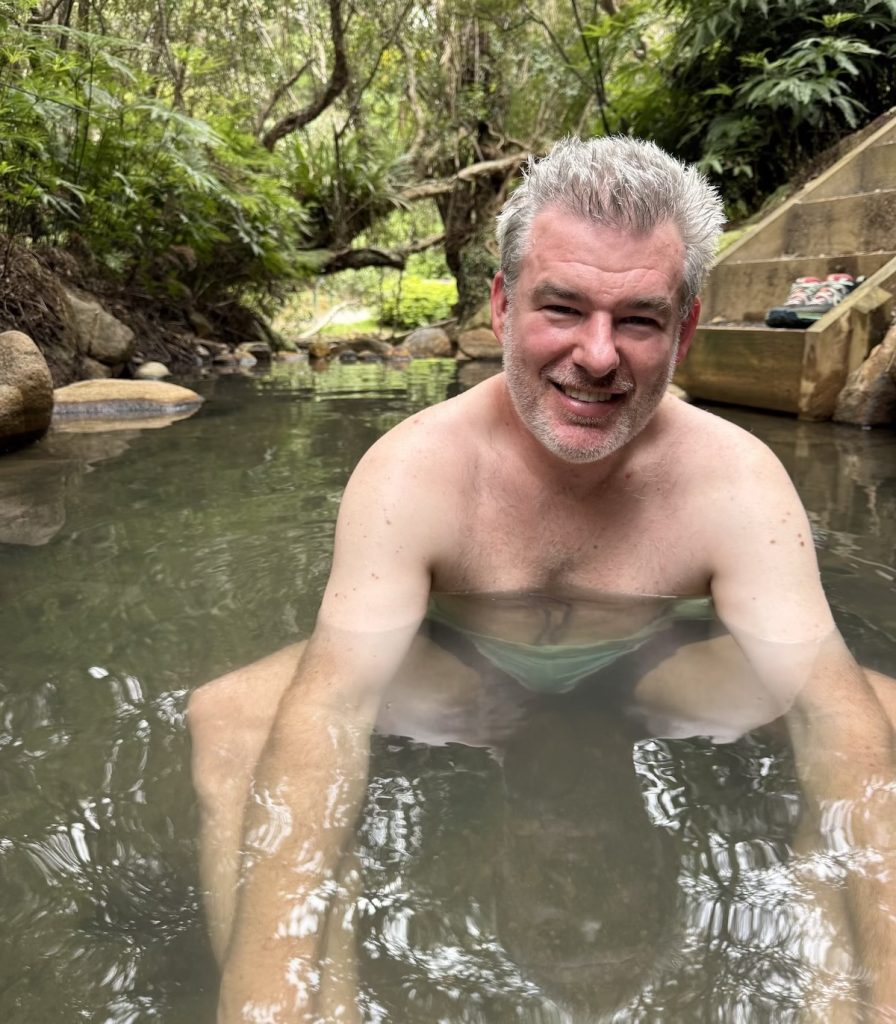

{"left": 315, "top": 233, "right": 446, "bottom": 274}
{"left": 28, "top": 0, "right": 69, "bottom": 24}
{"left": 153, "top": 0, "right": 186, "bottom": 109}
{"left": 570, "top": 0, "right": 610, "bottom": 134}
{"left": 255, "top": 59, "right": 314, "bottom": 137}
{"left": 261, "top": 0, "right": 348, "bottom": 150}
{"left": 399, "top": 151, "right": 530, "bottom": 202}
{"left": 399, "top": 232, "right": 447, "bottom": 256}
{"left": 334, "top": 0, "right": 414, "bottom": 145}
{"left": 398, "top": 39, "right": 428, "bottom": 164}
{"left": 521, "top": 3, "right": 590, "bottom": 92}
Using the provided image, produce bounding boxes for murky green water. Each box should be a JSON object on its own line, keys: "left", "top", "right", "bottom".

{"left": 0, "top": 361, "right": 893, "bottom": 1022}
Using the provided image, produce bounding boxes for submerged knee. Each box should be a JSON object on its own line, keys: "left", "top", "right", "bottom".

{"left": 187, "top": 643, "right": 305, "bottom": 797}
{"left": 187, "top": 682, "right": 248, "bottom": 803}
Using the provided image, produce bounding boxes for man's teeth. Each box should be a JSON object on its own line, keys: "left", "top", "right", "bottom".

{"left": 563, "top": 385, "right": 615, "bottom": 403}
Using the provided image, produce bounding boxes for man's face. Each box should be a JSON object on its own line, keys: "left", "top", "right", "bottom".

{"left": 492, "top": 209, "right": 699, "bottom": 464}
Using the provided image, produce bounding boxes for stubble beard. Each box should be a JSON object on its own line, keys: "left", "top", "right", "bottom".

{"left": 501, "top": 314, "right": 679, "bottom": 465}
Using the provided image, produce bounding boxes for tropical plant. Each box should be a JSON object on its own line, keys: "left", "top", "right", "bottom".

{"left": 621, "top": 0, "right": 896, "bottom": 218}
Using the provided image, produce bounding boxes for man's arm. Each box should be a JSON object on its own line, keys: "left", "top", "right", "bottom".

{"left": 783, "top": 635, "right": 896, "bottom": 1013}
{"left": 217, "top": 626, "right": 414, "bottom": 1022}
{"left": 217, "top": 427, "right": 441, "bottom": 1022}
{"left": 707, "top": 438, "right": 896, "bottom": 1019}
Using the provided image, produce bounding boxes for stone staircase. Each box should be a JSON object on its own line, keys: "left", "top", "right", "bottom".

{"left": 676, "top": 112, "right": 896, "bottom": 419}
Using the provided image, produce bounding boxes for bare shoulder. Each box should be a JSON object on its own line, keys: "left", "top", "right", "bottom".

{"left": 349, "top": 376, "right": 494, "bottom": 499}
{"left": 321, "top": 379, "right": 494, "bottom": 630}
{"left": 659, "top": 398, "right": 834, "bottom": 640}
{"left": 661, "top": 396, "right": 791, "bottom": 493}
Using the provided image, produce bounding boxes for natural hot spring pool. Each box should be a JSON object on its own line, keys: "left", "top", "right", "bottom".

{"left": 1, "top": 361, "right": 893, "bottom": 1022}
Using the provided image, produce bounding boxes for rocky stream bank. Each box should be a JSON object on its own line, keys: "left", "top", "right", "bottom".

{"left": 1, "top": 238, "right": 894, "bottom": 458}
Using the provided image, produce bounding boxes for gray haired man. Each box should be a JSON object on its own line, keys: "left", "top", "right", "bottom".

{"left": 190, "top": 137, "right": 896, "bottom": 1022}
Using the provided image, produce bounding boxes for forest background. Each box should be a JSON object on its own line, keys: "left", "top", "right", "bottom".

{"left": 2, "top": 0, "right": 895, "bottom": 366}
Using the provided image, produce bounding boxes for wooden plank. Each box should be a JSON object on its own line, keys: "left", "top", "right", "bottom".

{"left": 676, "top": 326, "right": 805, "bottom": 413}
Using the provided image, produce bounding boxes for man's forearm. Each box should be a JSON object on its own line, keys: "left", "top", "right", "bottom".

{"left": 218, "top": 692, "right": 376, "bottom": 1023}
{"left": 787, "top": 657, "right": 896, "bottom": 1019}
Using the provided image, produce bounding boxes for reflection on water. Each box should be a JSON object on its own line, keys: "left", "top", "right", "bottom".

{"left": 0, "top": 363, "right": 893, "bottom": 1022}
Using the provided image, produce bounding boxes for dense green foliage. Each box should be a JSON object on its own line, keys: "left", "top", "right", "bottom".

{"left": 622, "top": 0, "right": 896, "bottom": 218}
{"left": 0, "top": 0, "right": 313, "bottom": 310}
{"left": 378, "top": 275, "right": 458, "bottom": 329}
{"left": 1, "top": 0, "right": 894, "bottom": 331}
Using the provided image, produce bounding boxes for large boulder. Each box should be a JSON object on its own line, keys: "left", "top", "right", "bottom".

{"left": 833, "top": 325, "right": 896, "bottom": 426}
{"left": 52, "top": 379, "right": 204, "bottom": 428}
{"left": 0, "top": 330, "right": 55, "bottom": 454}
{"left": 345, "top": 336, "right": 394, "bottom": 357}
{"left": 80, "top": 356, "right": 114, "bottom": 380}
{"left": 61, "top": 287, "right": 136, "bottom": 368}
{"left": 404, "top": 326, "right": 453, "bottom": 358}
{"left": 457, "top": 327, "right": 502, "bottom": 360}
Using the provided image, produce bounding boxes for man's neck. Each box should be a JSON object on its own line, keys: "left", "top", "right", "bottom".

{"left": 492, "top": 374, "right": 656, "bottom": 499}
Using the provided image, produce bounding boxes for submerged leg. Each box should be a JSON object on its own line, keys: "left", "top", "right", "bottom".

{"left": 187, "top": 631, "right": 491, "bottom": 1016}
{"left": 632, "top": 637, "right": 896, "bottom": 1019}
{"left": 188, "top": 641, "right": 305, "bottom": 963}
{"left": 632, "top": 636, "right": 896, "bottom": 740}
{"left": 630, "top": 633, "right": 785, "bottom": 741}
{"left": 189, "top": 641, "right": 364, "bottom": 1022}
{"left": 866, "top": 667, "right": 896, "bottom": 730}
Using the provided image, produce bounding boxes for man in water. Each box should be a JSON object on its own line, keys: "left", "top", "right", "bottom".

{"left": 189, "top": 136, "right": 896, "bottom": 1021}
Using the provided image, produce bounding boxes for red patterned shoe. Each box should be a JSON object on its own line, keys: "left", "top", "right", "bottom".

{"left": 766, "top": 274, "right": 856, "bottom": 328}
{"left": 766, "top": 277, "right": 823, "bottom": 327}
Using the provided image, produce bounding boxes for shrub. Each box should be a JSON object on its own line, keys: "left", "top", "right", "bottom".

{"left": 378, "top": 275, "right": 457, "bottom": 329}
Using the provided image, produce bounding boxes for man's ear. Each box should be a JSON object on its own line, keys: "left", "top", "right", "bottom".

{"left": 491, "top": 271, "right": 509, "bottom": 343}
{"left": 675, "top": 298, "right": 701, "bottom": 365}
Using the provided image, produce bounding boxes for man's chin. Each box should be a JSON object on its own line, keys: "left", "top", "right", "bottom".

{"left": 537, "top": 425, "right": 626, "bottom": 465}
{"left": 535, "top": 403, "right": 664, "bottom": 464}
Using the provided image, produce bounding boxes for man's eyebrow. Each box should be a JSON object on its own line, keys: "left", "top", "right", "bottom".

{"left": 625, "top": 296, "right": 675, "bottom": 319}
{"left": 530, "top": 282, "right": 587, "bottom": 305}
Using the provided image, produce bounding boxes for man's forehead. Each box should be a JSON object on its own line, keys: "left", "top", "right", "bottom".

{"left": 518, "top": 209, "right": 686, "bottom": 296}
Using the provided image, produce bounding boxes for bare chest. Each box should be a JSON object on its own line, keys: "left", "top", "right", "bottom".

{"left": 433, "top": 471, "right": 709, "bottom": 597}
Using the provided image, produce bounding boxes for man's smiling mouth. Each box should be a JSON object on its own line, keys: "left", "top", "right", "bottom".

{"left": 552, "top": 382, "right": 623, "bottom": 404}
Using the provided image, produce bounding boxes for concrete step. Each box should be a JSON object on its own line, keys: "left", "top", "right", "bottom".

{"left": 731, "top": 189, "right": 896, "bottom": 261}
{"left": 809, "top": 140, "right": 896, "bottom": 200}
{"left": 682, "top": 252, "right": 896, "bottom": 419}
{"left": 684, "top": 111, "right": 896, "bottom": 418}
{"left": 701, "top": 251, "right": 896, "bottom": 322}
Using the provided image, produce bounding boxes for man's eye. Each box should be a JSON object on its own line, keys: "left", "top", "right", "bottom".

{"left": 622, "top": 315, "right": 660, "bottom": 328}
{"left": 545, "top": 305, "right": 579, "bottom": 316}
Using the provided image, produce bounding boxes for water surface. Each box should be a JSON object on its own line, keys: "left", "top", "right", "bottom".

{"left": 0, "top": 361, "right": 893, "bottom": 1022}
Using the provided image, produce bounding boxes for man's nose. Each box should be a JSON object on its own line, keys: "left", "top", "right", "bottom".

{"left": 572, "top": 315, "right": 620, "bottom": 378}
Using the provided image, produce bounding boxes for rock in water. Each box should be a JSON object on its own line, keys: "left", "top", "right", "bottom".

{"left": 0, "top": 330, "right": 54, "bottom": 454}
{"left": 834, "top": 324, "right": 896, "bottom": 426}
{"left": 404, "top": 327, "right": 453, "bottom": 358}
{"left": 52, "top": 379, "right": 203, "bottom": 428}
{"left": 134, "top": 361, "right": 171, "bottom": 380}
{"left": 457, "top": 328, "right": 502, "bottom": 360}
{"left": 61, "top": 287, "right": 136, "bottom": 368}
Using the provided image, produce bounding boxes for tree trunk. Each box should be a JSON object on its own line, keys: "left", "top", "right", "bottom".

{"left": 436, "top": 152, "right": 518, "bottom": 326}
